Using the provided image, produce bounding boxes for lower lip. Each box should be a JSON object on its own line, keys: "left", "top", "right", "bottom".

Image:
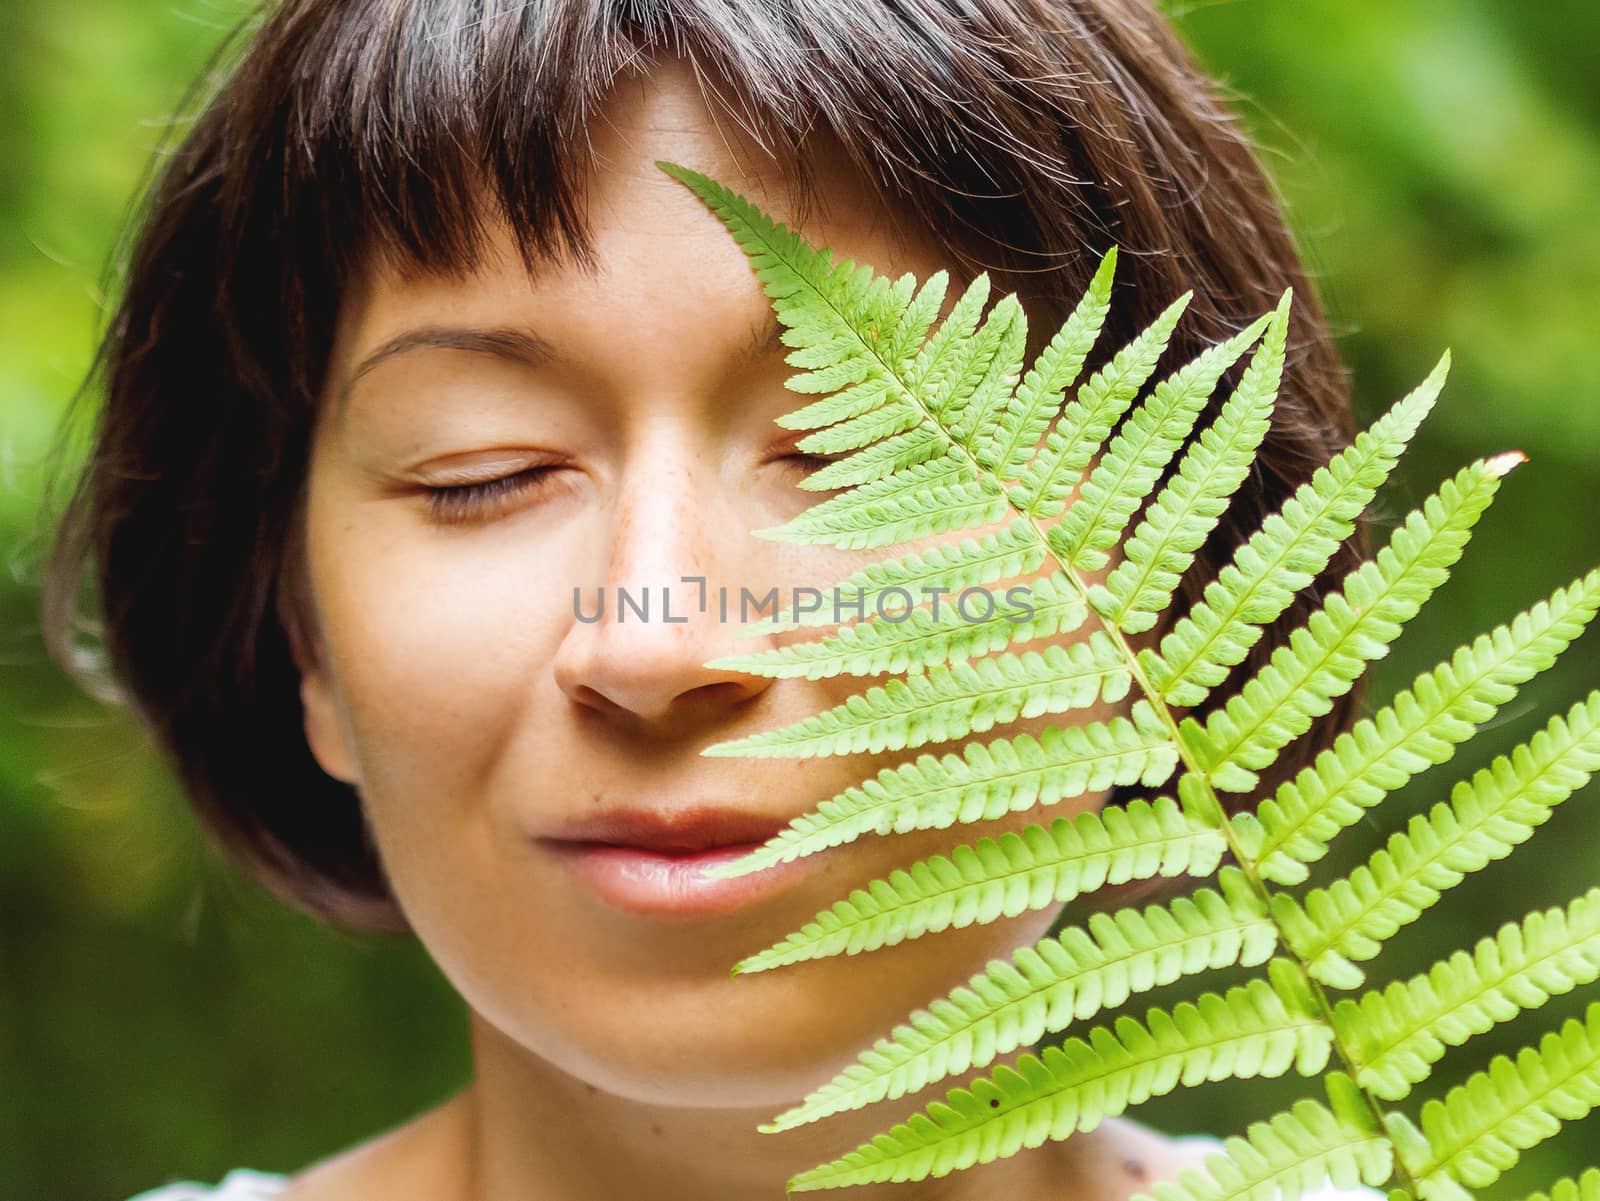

{"left": 543, "top": 840, "right": 818, "bottom": 917}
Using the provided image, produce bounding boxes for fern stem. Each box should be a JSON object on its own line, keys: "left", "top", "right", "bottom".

{"left": 728, "top": 233, "right": 1427, "bottom": 1191}
{"left": 1296, "top": 962, "right": 1422, "bottom": 1196}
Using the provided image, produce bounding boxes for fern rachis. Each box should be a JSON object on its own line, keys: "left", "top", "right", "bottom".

{"left": 656, "top": 158, "right": 1600, "bottom": 1199}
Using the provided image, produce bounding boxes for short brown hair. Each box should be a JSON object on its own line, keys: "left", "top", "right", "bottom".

{"left": 43, "top": 0, "right": 1362, "bottom": 932}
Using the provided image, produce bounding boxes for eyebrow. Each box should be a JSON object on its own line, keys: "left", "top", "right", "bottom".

{"left": 338, "top": 312, "right": 789, "bottom": 412}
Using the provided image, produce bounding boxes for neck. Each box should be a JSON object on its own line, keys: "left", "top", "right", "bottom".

{"left": 446, "top": 1010, "right": 1095, "bottom": 1201}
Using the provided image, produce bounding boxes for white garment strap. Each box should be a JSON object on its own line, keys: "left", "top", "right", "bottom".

{"left": 125, "top": 1168, "right": 288, "bottom": 1201}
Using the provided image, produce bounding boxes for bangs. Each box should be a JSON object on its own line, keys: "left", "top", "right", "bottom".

{"left": 253, "top": 0, "right": 1089, "bottom": 286}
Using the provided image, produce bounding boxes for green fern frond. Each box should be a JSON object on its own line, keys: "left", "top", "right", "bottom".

{"left": 1200, "top": 454, "right": 1513, "bottom": 779}
{"left": 725, "top": 516, "right": 1042, "bottom": 636}
{"left": 711, "top": 566, "right": 1080, "bottom": 680}
{"left": 873, "top": 270, "right": 950, "bottom": 376}
{"left": 981, "top": 247, "right": 1117, "bottom": 476}
{"left": 1091, "top": 297, "right": 1289, "bottom": 636}
{"left": 765, "top": 451, "right": 974, "bottom": 550}
{"left": 786, "top": 966, "right": 1333, "bottom": 1193}
{"left": 1402, "top": 1001, "right": 1600, "bottom": 1201}
{"left": 759, "top": 470, "right": 1007, "bottom": 550}
{"left": 794, "top": 396, "right": 936, "bottom": 454}
{"left": 945, "top": 295, "right": 1029, "bottom": 453}
{"left": 1278, "top": 691, "right": 1600, "bottom": 988}
{"left": 1338, "top": 887, "right": 1600, "bottom": 1100}
{"left": 1049, "top": 313, "right": 1273, "bottom": 572}
{"left": 905, "top": 273, "right": 991, "bottom": 398}
{"left": 1514, "top": 1168, "right": 1600, "bottom": 1201}
{"left": 918, "top": 285, "right": 1016, "bottom": 424}
{"left": 663, "top": 173, "right": 902, "bottom": 405}
{"left": 1141, "top": 359, "right": 1446, "bottom": 709}
{"left": 720, "top": 569, "right": 1081, "bottom": 681}
{"left": 766, "top": 867, "right": 1275, "bottom": 1132}
{"left": 1011, "top": 291, "right": 1193, "bottom": 519}
{"left": 1133, "top": 1091, "right": 1393, "bottom": 1201}
{"left": 776, "top": 266, "right": 933, "bottom": 425}
{"left": 652, "top": 161, "right": 1600, "bottom": 1198}
{"left": 731, "top": 795, "right": 1224, "bottom": 973}
{"left": 701, "top": 632, "right": 1131, "bottom": 759}
{"left": 800, "top": 425, "right": 947, "bottom": 491}
{"left": 1247, "top": 567, "right": 1600, "bottom": 884}
{"left": 706, "top": 704, "right": 1175, "bottom": 876}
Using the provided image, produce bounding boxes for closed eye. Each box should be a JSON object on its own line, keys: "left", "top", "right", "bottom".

{"left": 422, "top": 451, "right": 846, "bottom": 525}
{"left": 785, "top": 453, "right": 845, "bottom": 473}
{"left": 423, "top": 467, "right": 565, "bottom": 524}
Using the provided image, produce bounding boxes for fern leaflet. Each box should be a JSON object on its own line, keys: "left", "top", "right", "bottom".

{"left": 1277, "top": 691, "right": 1600, "bottom": 989}
{"left": 1245, "top": 567, "right": 1600, "bottom": 883}
{"left": 1514, "top": 1168, "right": 1600, "bottom": 1201}
{"left": 766, "top": 867, "right": 1276, "bottom": 1131}
{"left": 1133, "top": 1087, "right": 1393, "bottom": 1201}
{"left": 732, "top": 794, "right": 1224, "bottom": 973}
{"left": 1398, "top": 1002, "right": 1600, "bottom": 1201}
{"left": 708, "top": 706, "right": 1176, "bottom": 875}
{"left": 786, "top": 967, "right": 1333, "bottom": 1193}
{"left": 1338, "top": 887, "right": 1600, "bottom": 1100}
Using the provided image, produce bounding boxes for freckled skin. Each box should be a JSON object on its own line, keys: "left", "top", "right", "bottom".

{"left": 286, "top": 52, "right": 1197, "bottom": 1201}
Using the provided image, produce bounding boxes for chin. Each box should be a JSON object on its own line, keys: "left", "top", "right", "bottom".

{"left": 549, "top": 1022, "right": 880, "bottom": 1111}
{"left": 544, "top": 933, "right": 1049, "bottom": 1113}
{"left": 494, "top": 973, "right": 916, "bottom": 1111}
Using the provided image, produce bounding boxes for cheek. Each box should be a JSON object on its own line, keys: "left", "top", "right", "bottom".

{"left": 304, "top": 486, "right": 587, "bottom": 832}
{"left": 303, "top": 491, "right": 589, "bottom": 1035}
{"left": 335, "top": 558, "right": 509, "bottom": 749}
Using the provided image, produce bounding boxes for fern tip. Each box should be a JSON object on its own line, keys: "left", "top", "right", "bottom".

{"left": 1486, "top": 449, "right": 1529, "bottom": 478}
{"left": 698, "top": 846, "right": 777, "bottom": 877}
{"left": 653, "top": 159, "right": 698, "bottom": 185}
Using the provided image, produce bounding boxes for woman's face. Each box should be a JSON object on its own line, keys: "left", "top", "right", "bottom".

{"left": 298, "top": 60, "right": 1122, "bottom": 1109}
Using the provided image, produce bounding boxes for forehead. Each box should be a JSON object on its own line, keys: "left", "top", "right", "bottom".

{"left": 580, "top": 59, "right": 890, "bottom": 230}
{"left": 375, "top": 54, "right": 939, "bottom": 277}
{"left": 327, "top": 60, "right": 961, "bottom": 394}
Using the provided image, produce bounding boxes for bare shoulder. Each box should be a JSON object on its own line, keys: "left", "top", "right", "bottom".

{"left": 1060, "top": 1116, "right": 1223, "bottom": 1201}
{"left": 273, "top": 1091, "right": 469, "bottom": 1201}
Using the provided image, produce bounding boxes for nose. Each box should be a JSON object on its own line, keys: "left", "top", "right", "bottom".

{"left": 551, "top": 445, "right": 775, "bottom": 730}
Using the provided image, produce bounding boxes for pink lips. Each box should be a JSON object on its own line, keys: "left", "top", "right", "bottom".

{"left": 539, "top": 807, "right": 818, "bottom": 917}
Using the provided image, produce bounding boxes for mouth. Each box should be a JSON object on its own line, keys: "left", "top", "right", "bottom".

{"left": 538, "top": 807, "right": 818, "bottom": 917}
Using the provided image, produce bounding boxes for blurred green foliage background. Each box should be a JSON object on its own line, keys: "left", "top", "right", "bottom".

{"left": 2, "top": 1, "right": 1597, "bottom": 1197}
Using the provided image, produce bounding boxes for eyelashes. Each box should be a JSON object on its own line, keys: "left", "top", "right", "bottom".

{"left": 423, "top": 467, "right": 565, "bottom": 524}
{"left": 421, "top": 454, "right": 846, "bottom": 525}
{"left": 785, "top": 453, "right": 847, "bottom": 475}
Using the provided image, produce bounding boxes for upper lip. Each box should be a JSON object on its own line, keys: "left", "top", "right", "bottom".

{"left": 541, "top": 807, "right": 792, "bottom": 854}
